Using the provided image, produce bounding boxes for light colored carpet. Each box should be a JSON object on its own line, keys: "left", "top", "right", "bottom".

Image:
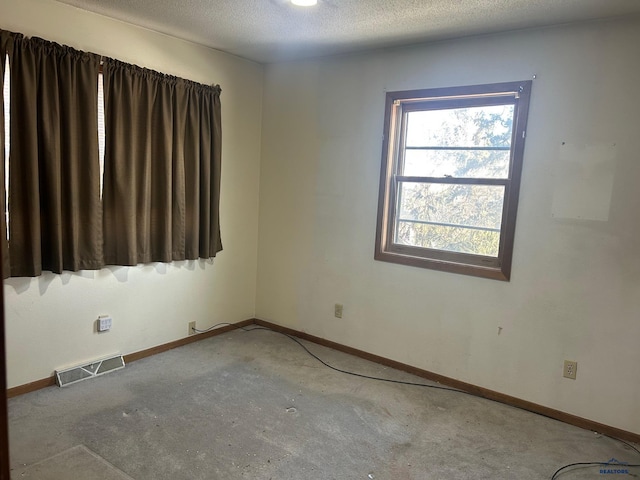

{"left": 15, "top": 445, "right": 135, "bottom": 480}
{"left": 9, "top": 328, "right": 640, "bottom": 479}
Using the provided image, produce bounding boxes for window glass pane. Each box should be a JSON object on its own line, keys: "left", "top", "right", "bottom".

{"left": 405, "top": 104, "right": 514, "bottom": 148}
{"left": 395, "top": 182, "right": 504, "bottom": 256}
{"left": 403, "top": 148, "right": 510, "bottom": 179}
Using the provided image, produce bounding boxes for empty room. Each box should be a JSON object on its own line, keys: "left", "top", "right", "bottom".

{"left": 0, "top": 0, "right": 639, "bottom": 479}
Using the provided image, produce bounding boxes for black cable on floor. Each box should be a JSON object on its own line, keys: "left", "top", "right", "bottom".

{"left": 194, "top": 322, "right": 640, "bottom": 478}
{"left": 241, "top": 326, "right": 473, "bottom": 395}
{"left": 192, "top": 322, "right": 238, "bottom": 334}
{"left": 604, "top": 435, "right": 640, "bottom": 456}
{"left": 550, "top": 461, "right": 640, "bottom": 480}
{"left": 550, "top": 436, "right": 640, "bottom": 480}
{"left": 195, "top": 323, "right": 473, "bottom": 395}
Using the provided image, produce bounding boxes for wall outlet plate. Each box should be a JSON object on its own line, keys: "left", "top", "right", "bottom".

{"left": 563, "top": 360, "right": 577, "bottom": 380}
{"left": 188, "top": 321, "right": 196, "bottom": 336}
{"left": 334, "top": 304, "right": 343, "bottom": 318}
{"left": 97, "top": 315, "right": 112, "bottom": 332}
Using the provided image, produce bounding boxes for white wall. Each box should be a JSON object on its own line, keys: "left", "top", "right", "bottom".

{"left": 257, "top": 18, "right": 640, "bottom": 435}
{"left": 0, "top": 0, "right": 263, "bottom": 387}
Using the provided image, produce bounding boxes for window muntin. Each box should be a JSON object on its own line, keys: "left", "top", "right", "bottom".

{"left": 375, "top": 81, "right": 532, "bottom": 280}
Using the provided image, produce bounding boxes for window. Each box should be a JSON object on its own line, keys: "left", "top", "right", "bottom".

{"left": 375, "top": 81, "right": 532, "bottom": 281}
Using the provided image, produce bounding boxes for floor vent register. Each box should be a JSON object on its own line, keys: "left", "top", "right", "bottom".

{"left": 55, "top": 354, "right": 125, "bottom": 387}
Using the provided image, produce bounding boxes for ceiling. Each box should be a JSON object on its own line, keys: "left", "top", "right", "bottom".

{"left": 54, "top": 0, "right": 640, "bottom": 63}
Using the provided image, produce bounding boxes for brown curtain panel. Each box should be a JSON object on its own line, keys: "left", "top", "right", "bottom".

{"left": 0, "top": 32, "right": 10, "bottom": 278}
{"left": 6, "top": 32, "right": 102, "bottom": 277}
{"left": 102, "top": 59, "right": 222, "bottom": 265}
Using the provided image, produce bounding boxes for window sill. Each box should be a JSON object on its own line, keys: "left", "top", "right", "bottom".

{"left": 374, "top": 249, "right": 510, "bottom": 281}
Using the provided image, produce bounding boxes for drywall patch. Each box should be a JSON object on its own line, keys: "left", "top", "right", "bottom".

{"left": 551, "top": 143, "right": 616, "bottom": 221}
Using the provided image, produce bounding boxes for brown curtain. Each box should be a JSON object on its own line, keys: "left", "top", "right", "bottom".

{"left": 6, "top": 32, "right": 102, "bottom": 277}
{"left": 0, "top": 32, "right": 10, "bottom": 278}
{"left": 102, "top": 59, "right": 222, "bottom": 265}
{"left": 0, "top": 29, "right": 222, "bottom": 277}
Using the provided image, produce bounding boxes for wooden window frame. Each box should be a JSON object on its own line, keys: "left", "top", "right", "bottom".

{"left": 374, "top": 81, "right": 532, "bottom": 281}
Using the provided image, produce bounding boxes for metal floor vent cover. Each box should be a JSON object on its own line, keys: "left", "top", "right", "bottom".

{"left": 55, "top": 354, "right": 125, "bottom": 387}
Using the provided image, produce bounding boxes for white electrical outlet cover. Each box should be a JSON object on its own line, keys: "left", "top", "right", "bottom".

{"left": 98, "top": 316, "right": 112, "bottom": 332}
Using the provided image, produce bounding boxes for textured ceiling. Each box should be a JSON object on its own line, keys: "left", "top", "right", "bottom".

{"left": 54, "top": 0, "right": 640, "bottom": 63}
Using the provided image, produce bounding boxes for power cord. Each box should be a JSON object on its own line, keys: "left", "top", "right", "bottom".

{"left": 193, "top": 322, "right": 640, "bottom": 478}
{"left": 242, "top": 326, "right": 473, "bottom": 394}
{"left": 192, "top": 322, "right": 238, "bottom": 334}
{"left": 550, "top": 435, "right": 640, "bottom": 479}
{"left": 193, "top": 323, "right": 468, "bottom": 393}
{"left": 551, "top": 460, "right": 640, "bottom": 480}
{"left": 610, "top": 436, "right": 640, "bottom": 456}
